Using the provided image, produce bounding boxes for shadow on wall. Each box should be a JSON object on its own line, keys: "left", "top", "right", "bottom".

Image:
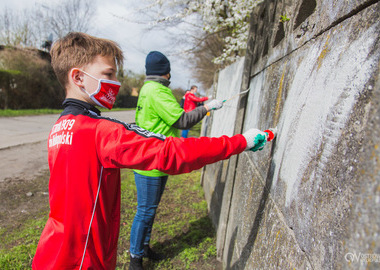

{"left": 227, "top": 143, "right": 277, "bottom": 270}
{"left": 209, "top": 162, "right": 228, "bottom": 227}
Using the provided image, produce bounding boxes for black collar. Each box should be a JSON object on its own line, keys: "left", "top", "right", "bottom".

{"left": 62, "top": 98, "right": 101, "bottom": 116}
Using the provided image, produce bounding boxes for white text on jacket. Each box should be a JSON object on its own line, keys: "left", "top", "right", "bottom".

{"left": 49, "top": 119, "right": 75, "bottom": 148}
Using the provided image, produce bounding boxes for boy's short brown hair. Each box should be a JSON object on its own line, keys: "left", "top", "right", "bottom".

{"left": 50, "top": 32, "right": 124, "bottom": 87}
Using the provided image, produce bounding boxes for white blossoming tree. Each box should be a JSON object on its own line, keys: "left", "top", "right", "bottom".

{"left": 131, "top": 0, "right": 262, "bottom": 64}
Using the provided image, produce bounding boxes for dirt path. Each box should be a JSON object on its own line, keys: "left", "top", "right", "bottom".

{"left": 0, "top": 111, "right": 135, "bottom": 182}
{"left": 0, "top": 110, "right": 135, "bottom": 231}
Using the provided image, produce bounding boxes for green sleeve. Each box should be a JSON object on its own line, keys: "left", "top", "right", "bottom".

{"left": 150, "top": 87, "right": 184, "bottom": 126}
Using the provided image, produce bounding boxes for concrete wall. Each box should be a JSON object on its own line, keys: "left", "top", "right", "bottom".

{"left": 201, "top": 0, "right": 380, "bottom": 269}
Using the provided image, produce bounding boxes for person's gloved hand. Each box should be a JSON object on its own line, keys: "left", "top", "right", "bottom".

{"left": 243, "top": 129, "right": 267, "bottom": 151}
{"left": 205, "top": 99, "right": 223, "bottom": 111}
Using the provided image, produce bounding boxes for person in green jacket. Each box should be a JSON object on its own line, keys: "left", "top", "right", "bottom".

{"left": 129, "top": 51, "right": 223, "bottom": 269}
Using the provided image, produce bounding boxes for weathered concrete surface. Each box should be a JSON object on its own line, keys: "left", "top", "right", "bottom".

{"left": 223, "top": 153, "right": 313, "bottom": 269}
{"left": 242, "top": 4, "right": 379, "bottom": 269}
{"left": 210, "top": 57, "right": 245, "bottom": 137}
{"left": 201, "top": 58, "right": 246, "bottom": 259}
{"left": 249, "top": 0, "right": 378, "bottom": 76}
{"left": 202, "top": 0, "right": 380, "bottom": 269}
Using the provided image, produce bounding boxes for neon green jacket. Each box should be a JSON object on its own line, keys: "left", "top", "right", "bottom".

{"left": 134, "top": 79, "right": 184, "bottom": 176}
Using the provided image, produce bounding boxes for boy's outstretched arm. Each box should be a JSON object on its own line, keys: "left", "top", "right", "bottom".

{"left": 96, "top": 121, "right": 268, "bottom": 175}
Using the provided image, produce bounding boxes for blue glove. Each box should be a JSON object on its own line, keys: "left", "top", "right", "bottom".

{"left": 243, "top": 129, "right": 267, "bottom": 152}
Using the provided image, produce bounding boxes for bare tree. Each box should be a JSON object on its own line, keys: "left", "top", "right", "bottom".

{"left": 38, "top": 0, "right": 96, "bottom": 39}
{"left": 189, "top": 32, "right": 227, "bottom": 88}
{"left": 0, "top": 0, "right": 96, "bottom": 48}
{"left": 0, "top": 8, "right": 13, "bottom": 45}
{"left": 0, "top": 8, "right": 35, "bottom": 47}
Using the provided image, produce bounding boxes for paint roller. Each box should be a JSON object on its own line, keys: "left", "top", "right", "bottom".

{"left": 264, "top": 128, "right": 277, "bottom": 142}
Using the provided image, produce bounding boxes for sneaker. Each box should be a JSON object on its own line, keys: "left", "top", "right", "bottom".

{"left": 129, "top": 255, "right": 143, "bottom": 270}
{"left": 143, "top": 245, "right": 165, "bottom": 261}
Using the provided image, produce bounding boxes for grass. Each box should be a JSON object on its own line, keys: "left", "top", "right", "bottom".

{"left": 0, "top": 215, "right": 49, "bottom": 269}
{"left": 0, "top": 109, "right": 62, "bottom": 117}
{"left": 188, "top": 121, "right": 203, "bottom": 138}
{"left": 116, "top": 169, "right": 220, "bottom": 269}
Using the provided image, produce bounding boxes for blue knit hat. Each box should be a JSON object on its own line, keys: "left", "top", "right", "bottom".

{"left": 145, "top": 51, "right": 171, "bottom": 76}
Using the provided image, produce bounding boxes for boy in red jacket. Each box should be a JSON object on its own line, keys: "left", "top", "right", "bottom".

{"left": 182, "top": 85, "right": 210, "bottom": 138}
{"left": 32, "top": 32, "right": 268, "bottom": 270}
{"left": 183, "top": 85, "right": 209, "bottom": 112}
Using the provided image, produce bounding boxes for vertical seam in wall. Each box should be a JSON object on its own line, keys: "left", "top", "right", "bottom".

{"left": 219, "top": 54, "right": 253, "bottom": 262}
{"left": 244, "top": 152, "right": 316, "bottom": 269}
{"left": 201, "top": 70, "right": 220, "bottom": 187}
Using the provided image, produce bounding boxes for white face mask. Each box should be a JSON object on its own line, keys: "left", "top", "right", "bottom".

{"left": 80, "top": 70, "right": 121, "bottom": 109}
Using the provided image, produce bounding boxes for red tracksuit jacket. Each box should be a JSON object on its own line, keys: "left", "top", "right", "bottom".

{"left": 32, "top": 99, "right": 246, "bottom": 269}
{"left": 183, "top": 92, "right": 208, "bottom": 112}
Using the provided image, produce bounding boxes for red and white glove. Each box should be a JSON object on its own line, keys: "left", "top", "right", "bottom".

{"left": 243, "top": 129, "right": 267, "bottom": 151}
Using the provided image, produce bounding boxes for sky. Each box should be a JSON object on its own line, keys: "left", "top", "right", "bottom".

{"left": 0, "top": 0, "right": 198, "bottom": 90}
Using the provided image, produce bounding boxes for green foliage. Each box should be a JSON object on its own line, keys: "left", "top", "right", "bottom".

{"left": 192, "top": 201, "right": 208, "bottom": 211}
{"left": 0, "top": 69, "right": 22, "bottom": 76}
{"left": 188, "top": 121, "right": 202, "bottom": 137}
{"left": 114, "top": 69, "right": 145, "bottom": 108}
{"left": 203, "top": 239, "right": 217, "bottom": 259}
{"left": 0, "top": 245, "right": 37, "bottom": 270}
{"left": 280, "top": 14, "right": 290, "bottom": 22}
{"left": 0, "top": 47, "right": 64, "bottom": 109}
{"left": 171, "top": 87, "right": 186, "bottom": 104}
{"left": 179, "top": 246, "right": 199, "bottom": 268}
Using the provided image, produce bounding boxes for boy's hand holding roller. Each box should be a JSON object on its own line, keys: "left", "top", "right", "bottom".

{"left": 243, "top": 128, "right": 276, "bottom": 152}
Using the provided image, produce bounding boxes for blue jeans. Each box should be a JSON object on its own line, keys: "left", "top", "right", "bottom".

{"left": 181, "top": 129, "right": 189, "bottom": 138}
{"left": 130, "top": 172, "right": 168, "bottom": 257}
